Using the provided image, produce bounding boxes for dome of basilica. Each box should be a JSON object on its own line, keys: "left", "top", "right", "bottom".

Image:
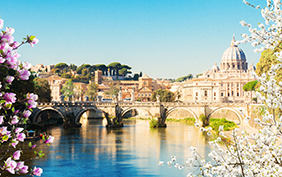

{"left": 221, "top": 36, "right": 246, "bottom": 62}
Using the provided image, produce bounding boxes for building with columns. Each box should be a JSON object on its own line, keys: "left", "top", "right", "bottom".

{"left": 179, "top": 36, "right": 256, "bottom": 103}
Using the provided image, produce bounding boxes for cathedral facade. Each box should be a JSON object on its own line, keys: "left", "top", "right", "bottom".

{"left": 179, "top": 37, "right": 256, "bottom": 103}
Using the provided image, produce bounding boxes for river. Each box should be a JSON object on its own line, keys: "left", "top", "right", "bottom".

{"left": 31, "top": 119, "right": 212, "bottom": 177}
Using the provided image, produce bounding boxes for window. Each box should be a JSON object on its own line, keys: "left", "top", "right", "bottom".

{"left": 214, "top": 97, "right": 216, "bottom": 100}
{"left": 142, "top": 94, "right": 143, "bottom": 96}
{"left": 145, "top": 94, "right": 147, "bottom": 97}
{"left": 196, "top": 92, "right": 198, "bottom": 96}
{"left": 214, "top": 83, "right": 216, "bottom": 86}
{"left": 228, "top": 93, "right": 230, "bottom": 96}
{"left": 149, "top": 94, "right": 151, "bottom": 96}
{"left": 138, "top": 94, "right": 140, "bottom": 96}
{"left": 205, "top": 90, "right": 208, "bottom": 97}
{"left": 214, "top": 92, "right": 216, "bottom": 96}
{"left": 232, "top": 91, "right": 234, "bottom": 96}
{"left": 221, "top": 92, "right": 224, "bottom": 96}
{"left": 237, "top": 93, "right": 239, "bottom": 96}
{"left": 196, "top": 97, "right": 198, "bottom": 100}
{"left": 221, "top": 83, "right": 223, "bottom": 87}
{"left": 196, "top": 83, "right": 198, "bottom": 85}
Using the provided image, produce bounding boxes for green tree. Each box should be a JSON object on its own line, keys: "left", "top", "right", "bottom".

{"left": 243, "top": 80, "right": 258, "bottom": 91}
{"left": 61, "top": 79, "right": 74, "bottom": 101}
{"left": 69, "top": 63, "right": 77, "bottom": 71}
{"left": 133, "top": 73, "right": 140, "bottom": 81}
{"left": 151, "top": 89, "right": 175, "bottom": 102}
{"left": 106, "top": 83, "right": 119, "bottom": 97}
{"left": 175, "top": 74, "right": 193, "bottom": 82}
{"left": 86, "top": 82, "right": 98, "bottom": 101}
{"left": 196, "top": 73, "right": 203, "bottom": 78}
{"left": 33, "top": 78, "right": 51, "bottom": 102}
{"left": 76, "top": 64, "right": 90, "bottom": 74}
{"left": 95, "top": 64, "right": 108, "bottom": 76}
{"left": 107, "top": 62, "right": 122, "bottom": 80}
{"left": 256, "top": 44, "right": 282, "bottom": 82}
{"left": 81, "top": 68, "right": 88, "bottom": 76}
{"left": 119, "top": 64, "right": 132, "bottom": 77}
{"left": 54, "top": 62, "right": 68, "bottom": 70}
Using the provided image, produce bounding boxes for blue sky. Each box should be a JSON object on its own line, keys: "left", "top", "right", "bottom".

{"left": 2, "top": 0, "right": 266, "bottom": 79}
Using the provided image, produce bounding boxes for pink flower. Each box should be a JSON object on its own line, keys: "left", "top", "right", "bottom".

{"left": 0, "top": 116, "right": 4, "bottom": 124}
{"left": 18, "top": 69, "right": 30, "bottom": 80}
{"left": 30, "top": 38, "right": 39, "bottom": 47}
{"left": 22, "top": 110, "right": 31, "bottom": 117}
{"left": 0, "top": 56, "right": 5, "bottom": 63}
{"left": 1, "top": 32, "right": 14, "bottom": 43}
{"left": 3, "top": 93, "right": 16, "bottom": 104}
{"left": 32, "top": 167, "right": 43, "bottom": 176}
{"left": 26, "top": 93, "right": 38, "bottom": 108}
{"left": 16, "top": 133, "right": 26, "bottom": 142}
{"left": 26, "top": 93, "right": 38, "bottom": 103}
{"left": 5, "top": 76, "right": 14, "bottom": 83}
{"left": 6, "top": 27, "right": 15, "bottom": 35}
{"left": 20, "top": 165, "right": 28, "bottom": 174}
{"left": 45, "top": 136, "right": 54, "bottom": 144}
{"left": 31, "top": 144, "right": 37, "bottom": 149}
{"left": 0, "top": 127, "right": 9, "bottom": 136}
{"left": 15, "top": 161, "right": 28, "bottom": 173}
{"left": 13, "top": 150, "right": 21, "bottom": 160}
{"left": 12, "top": 41, "right": 20, "bottom": 49}
{"left": 22, "top": 62, "right": 32, "bottom": 70}
{"left": 15, "top": 127, "right": 24, "bottom": 134}
{"left": 11, "top": 139, "right": 18, "bottom": 148}
{"left": 4, "top": 157, "right": 17, "bottom": 174}
{"left": 10, "top": 115, "right": 19, "bottom": 125}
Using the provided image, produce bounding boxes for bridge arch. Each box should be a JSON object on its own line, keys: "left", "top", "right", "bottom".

{"left": 32, "top": 107, "right": 65, "bottom": 124}
{"left": 74, "top": 107, "right": 100, "bottom": 125}
{"left": 121, "top": 107, "right": 153, "bottom": 118}
{"left": 207, "top": 107, "right": 243, "bottom": 125}
{"left": 166, "top": 107, "right": 199, "bottom": 122}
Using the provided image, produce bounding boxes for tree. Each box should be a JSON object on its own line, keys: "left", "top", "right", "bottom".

{"left": 159, "top": 1, "right": 282, "bottom": 176}
{"left": 69, "top": 63, "right": 77, "bottom": 71}
{"left": 133, "top": 73, "right": 140, "bottom": 81}
{"left": 175, "top": 74, "right": 193, "bottom": 82}
{"left": 151, "top": 89, "right": 175, "bottom": 102}
{"left": 86, "top": 82, "right": 98, "bottom": 101}
{"left": 0, "top": 17, "right": 53, "bottom": 176}
{"left": 54, "top": 62, "right": 68, "bottom": 70}
{"left": 105, "top": 83, "right": 119, "bottom": 98}
{"left": 61, "top": 79, "right": 74, "bottom": 101}
{"left": 119, "top": 64, "right": 132, "bottom": 77}
{"left": 196, "top": 73, "right": 203, "bottom": 78}
{"left": 95, "top": 64, "right": 108, "bottom": 76}
{"left": 33, "top": 78, "right": 51, "bottom": 102}
{"left": 243, "top": 80, "right": 258, "bottom": 91}
{"left": 107, "top": 62, "right": 122, "bottom": 80}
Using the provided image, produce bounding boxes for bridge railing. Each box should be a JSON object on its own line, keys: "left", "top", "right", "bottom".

{"left": 37, "top": 101, "right": 248, "bottom": 108}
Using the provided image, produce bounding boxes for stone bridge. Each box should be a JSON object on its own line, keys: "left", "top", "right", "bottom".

{"left": 30, "top": 102, "right": 253, "bottom": 127}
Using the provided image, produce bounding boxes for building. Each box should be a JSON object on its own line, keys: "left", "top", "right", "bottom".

{"left": 45, "top": 75, "right": 68, "bottom": 102}
{"left": 179, "top": 36, "right": 256, "bottom": 103}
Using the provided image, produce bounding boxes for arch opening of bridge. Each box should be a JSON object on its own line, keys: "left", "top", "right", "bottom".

{"left": 75, "top": 108, "right": 101, "bottom": 125}
{"left": 207, "top": 107, "right": 243, "bottom": 125}
{"left": 166, "top": 107, "right": 199, "bottom": 123}
{"left": 32, "top": 108, "right": 64, "bottom": 124}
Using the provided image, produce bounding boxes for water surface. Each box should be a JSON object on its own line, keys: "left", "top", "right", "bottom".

{"left": 32, "top": 119, "right": 212, "bottom": 177}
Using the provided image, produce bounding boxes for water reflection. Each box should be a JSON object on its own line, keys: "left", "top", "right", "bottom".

{"left": 31, "top": 119, "right": 212, "bottom": 176}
